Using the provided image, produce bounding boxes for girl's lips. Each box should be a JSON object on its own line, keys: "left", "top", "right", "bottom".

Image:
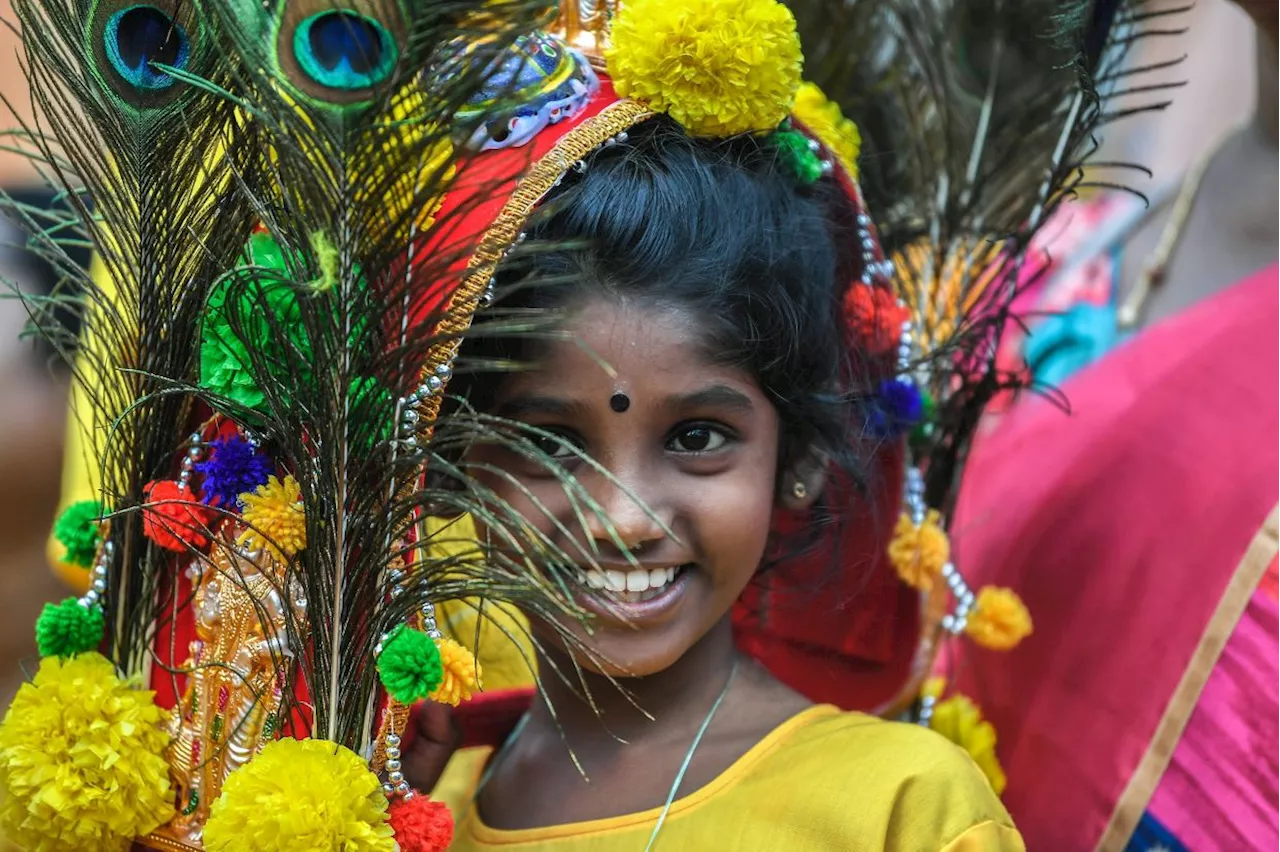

{"left": 573, "top": 564, "right": 695, "bottom": 626}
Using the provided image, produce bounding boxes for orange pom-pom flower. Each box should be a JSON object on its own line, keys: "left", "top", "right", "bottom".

{"left": 844, "top": 285, "right": 910, "bottom": 356}
{"left": 887, "top": 510, "right": 950, "bottom": 591}
{"left": 965, "top": 586, "right": 1033, "bottom": 651}
{"left": 142, "top": 480, "right": 214, "bottom": 552}
{"left": 389, "top": 795, "right": 454, "bottom": 852}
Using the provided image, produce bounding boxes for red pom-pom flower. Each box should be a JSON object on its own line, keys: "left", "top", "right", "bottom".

{"left": 142, "top": 479, "right": 215, "bottom": 552}
{"left": 389, "top": 794, "right": 455, "bottom": 852}
{"left": 844, "top": 284, "right": 910, "bottom": 356}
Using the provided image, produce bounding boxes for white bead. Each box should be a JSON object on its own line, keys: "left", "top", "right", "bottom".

{"left": 385, "top": 759, "right": 401, "bottom": 772}
{"left": 388, "top": 771, "right": 404, "bottom": 785}
{"left": 395, "top": 781, "right": 410, "bottom": 796}
{"left": 386, "top": 733, "right": 401, "bottom": 747}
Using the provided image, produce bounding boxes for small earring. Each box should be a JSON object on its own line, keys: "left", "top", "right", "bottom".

{"left": 792, "top": 481, "right": 807, "bottom": 500}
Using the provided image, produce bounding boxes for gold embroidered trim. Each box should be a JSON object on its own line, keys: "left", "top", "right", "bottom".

{"left": 136, "top": 831, "right": 202, "bottom": 851}
{"left": 412, "top": 99, "right": 654, "bottom": 437}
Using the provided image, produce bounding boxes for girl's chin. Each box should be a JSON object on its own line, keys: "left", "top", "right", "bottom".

{"left": 535, "top": 623, "right": 699, "bottom": 680}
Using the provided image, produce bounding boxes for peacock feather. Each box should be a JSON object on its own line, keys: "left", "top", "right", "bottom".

{"left": 4, "top": 0, "right": 260, "bottom": 676}
{"left": 790, "top": 0, "right": 1187, "bottom": 516}
{"left": 4, "top": 0, "right": 619, "bottom": 765}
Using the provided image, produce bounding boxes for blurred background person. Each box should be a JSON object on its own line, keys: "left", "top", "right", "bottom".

{"left": 0, "top": 0, "right": 79, "bottom": 712}
{"left": 947, "top": 0, "right": 1277, "bottom": 850}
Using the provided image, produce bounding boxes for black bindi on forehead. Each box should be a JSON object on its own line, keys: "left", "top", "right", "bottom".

{"left": 609, "top": 392, "right": 631, "bottom": 413}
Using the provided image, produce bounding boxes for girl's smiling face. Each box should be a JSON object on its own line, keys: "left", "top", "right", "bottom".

{"left": 471, "top": 295, "right": 782, "bottom": 677}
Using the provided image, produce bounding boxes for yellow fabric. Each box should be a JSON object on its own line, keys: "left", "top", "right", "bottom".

{"left": 434, "top": 705, "right": 1025, "bottom": 851}
{"left": 47, "top": 255, "right": 116, "bottom": 595}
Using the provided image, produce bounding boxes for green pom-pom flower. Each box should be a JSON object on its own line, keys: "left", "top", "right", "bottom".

{"left": 772, "top": 129, "right": 825, "bottom": 185}
{"left": 52, "top": 500, "right": 104, "bottom": 569}
{"left": 35, "top": 598, "right": 105, "bottom": 658}
{"left": 376, "top": 625, "right": 443, "bottom": 704}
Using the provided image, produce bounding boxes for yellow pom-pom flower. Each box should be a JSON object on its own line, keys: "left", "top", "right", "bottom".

{"left": 792, "top": 82, "right": 861, "bottom": 180}
{"left": 887, "top": 509, "right": 950, "bottom": 590}
{"left": 965, "top": 586, "right": 1033, "bottom": 651}
{"left": 204, "top": 738, "right": 394, "bottom": 852}
{"left": 607, "top": 0, "right": 803, "bottom": 137}
{"left": 430, "top": 637, "right": 483, "bottom": 707}
{"left": 238, "top": 474, "right": 306, "bottom": 561}
{"left": 926, "top": 687, "right": 1007, "bottom": 796}
{"left": 0, "top": 653, "right": 174, "bottom": 851}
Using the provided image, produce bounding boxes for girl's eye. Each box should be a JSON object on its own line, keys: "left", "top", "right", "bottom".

{"left": 532, "top": 432, "right": 579, "bottom": 460}
{"left": 668, "top": 425, "right": 729, "bottom": 454}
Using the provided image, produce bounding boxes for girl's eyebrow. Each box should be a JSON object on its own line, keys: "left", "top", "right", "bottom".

{"left": 496, "top": 395, "right": 590, "bottom": 420}
{"left": 668, "top": 385, "right": 755, "bottom": 413}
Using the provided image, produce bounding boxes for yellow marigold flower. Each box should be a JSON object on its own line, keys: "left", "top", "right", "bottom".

{"left": 238, "top": 474, "right": 306, "bottom": 561}
{"left": 430, "top": 636, "right": 483, "bottom": 707}
{"left": 887, "top": 509, "right": 950, "bottom": 590}
{"left": 607, "top": 0, "right": 803, "bottom": 137}
{"left": 792, "top": 82, "right": 861, "bottom": 180}
{"left": 929, "top": 691, "right": 1007, "bottom": 796}
{"left": 205, "top": 738, "right": 394, "bottom": 852}
{"left": 0, "top": 652, "right": 174, "bottom": 851}
{"left": 966, "top": 586, "right": 1033, "bottom": 651}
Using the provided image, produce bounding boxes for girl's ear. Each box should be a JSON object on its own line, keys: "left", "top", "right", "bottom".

{"left": 779, "top": 447, "right": 829, "bottom": 511}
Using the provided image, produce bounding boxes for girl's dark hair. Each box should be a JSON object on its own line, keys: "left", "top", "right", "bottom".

{"left": 447, "top": 116, "right": 875, "bottom": 568}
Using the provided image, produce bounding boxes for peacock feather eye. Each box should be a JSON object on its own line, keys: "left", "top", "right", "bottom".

{"left": 85, "top": 0, "right": 204, "bottom": 111}
{"left": 103, "top": 4, "right": 190, "bottom": 91}
{"left": 293, "top": 11, "right": 399, "bottom": 91}
{"left": 267, "top": 0, "right": 411, "bottom": 107}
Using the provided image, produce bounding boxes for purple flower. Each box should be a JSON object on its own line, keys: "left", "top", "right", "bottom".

{"left": 195, "top": 436, "right": 273, "bottom": 507}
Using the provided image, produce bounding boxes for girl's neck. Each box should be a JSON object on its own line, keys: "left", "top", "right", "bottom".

{"left": 529, "top": 615, "right": 740, "bottom": 747}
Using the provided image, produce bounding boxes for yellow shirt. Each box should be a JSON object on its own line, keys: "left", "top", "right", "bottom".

{"left": 434, "top": 705, "right": 1024, "bottom": 851}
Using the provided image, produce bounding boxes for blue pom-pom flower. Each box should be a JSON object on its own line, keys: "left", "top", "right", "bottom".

{"left": 195, "top": 436, "right": 274, "bottom": 507}
{"left": 867, "top": 377, "right": 924, "bottom": 438}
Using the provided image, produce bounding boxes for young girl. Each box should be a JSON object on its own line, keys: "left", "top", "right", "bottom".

{"left": 406, "top": 99, "right": 1022, "bottom": 852}
{"left": 6, "top": 0, "right": 1121, "bottom": 847}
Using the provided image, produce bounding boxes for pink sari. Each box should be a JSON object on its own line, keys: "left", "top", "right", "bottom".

{"left": 948, "top": 264, "right": 1279, "bottom": 850}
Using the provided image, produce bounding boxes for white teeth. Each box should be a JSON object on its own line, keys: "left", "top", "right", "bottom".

{"left": 582, "top": 565, "right": 687, "bottom": 598}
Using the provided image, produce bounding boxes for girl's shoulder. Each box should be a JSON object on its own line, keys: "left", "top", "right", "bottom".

{"left": 729, "top": 706, "right": 1024, "bottom": 850}
{"left": 434, "top": 706, "right": 1023, "bottom": 851}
